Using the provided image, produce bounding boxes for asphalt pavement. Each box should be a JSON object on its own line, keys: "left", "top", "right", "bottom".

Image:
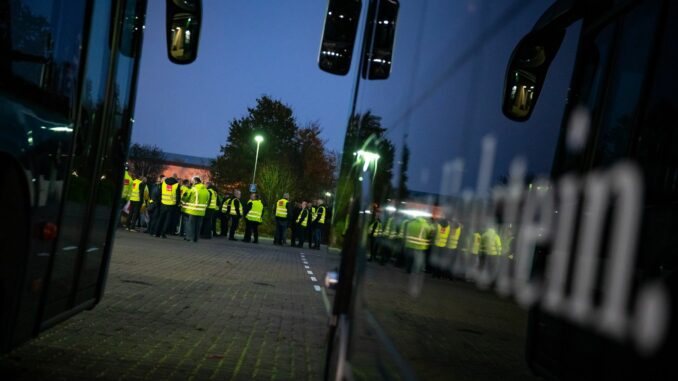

{"left": 0, "top": 230, "right": 328, "bottom": 381}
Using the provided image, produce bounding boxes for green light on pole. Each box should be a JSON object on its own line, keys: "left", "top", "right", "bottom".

{"left": 252, "top": 135, "right": 264, "bottom": 185}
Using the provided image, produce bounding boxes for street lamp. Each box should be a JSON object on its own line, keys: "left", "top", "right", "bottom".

{"left": 252, "top": 135, "right": 264, "bottom": 185}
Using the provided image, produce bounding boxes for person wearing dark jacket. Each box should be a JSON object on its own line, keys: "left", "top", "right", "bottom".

{"left": 228, "top": 190, "right": 243, "bottom": 241}
{"left": 153, "top": 174, "right": 181, "bottom": 238}
{"left": 218, "top": 192, "right": 232, "bottom": 237}
{"left": 295, "top": 201, "right": 311, "bottom": 248}
{"left": 311, "top": 199, "right": 327, "bottom": 249}
{"left": 147, "top": 175, "right": 164, "bottom": 235}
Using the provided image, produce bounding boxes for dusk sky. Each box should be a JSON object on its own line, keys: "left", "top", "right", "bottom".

{"left": 131, "top": 1, "right": 354, "bottom": 158}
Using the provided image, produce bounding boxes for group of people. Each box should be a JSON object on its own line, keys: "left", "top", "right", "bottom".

{"left": 367, "top": 208, "right": 509, "bottom": 282}
{"left": 121, "top": 171, "right": 329, "bottom": 248}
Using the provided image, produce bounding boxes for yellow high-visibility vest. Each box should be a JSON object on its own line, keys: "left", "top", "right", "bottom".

{"left": 480, "top": 228, "right": 502, "bottom": 256}
{"left": 221, "top": 197, "right": 231, "bottom": 213}
{"left": 129, "top": 179, "right": 142, "bottom": 201}
{"left": 229, "top": 198, "right": 243, "bottom": 216}
{"left": 246, "top": 200, "right": 263, "bottom": 222}
{"left": 470, "top": 232, "right": 481, "bottom": 255}
{"left": 446, "top": 225, "right": 462, "bottom": 249}
{"left": 121, "top": 170, "right": 133, "bottom": 199}
{"left": 434, "top": 223, "right": 450, "bottom": 248}
{"left": 183, "top": 184, "right": 209, "bottom": 217}
{"left": 208, "top": 189, "right": 218, "bottom": 210}
{"left": 316, "top": 206, "right": 326, "bottom": 224}
{"left": 296, "top": 208, "right": 309, "bottom": 227}
{"left": 275, "top": 199, "right": 288, "bottom": 218}
{"left": 161, "top": 180, "right": 179, "bottom": 205}
{"left": 404, "top": 217, "right": 432, "bottom": 250}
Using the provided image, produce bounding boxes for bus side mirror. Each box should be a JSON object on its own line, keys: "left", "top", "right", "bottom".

{"left": 362, "top": 0, "right": 399, "bottom": 80}
{"left": 502, "top": 29, "right": 565, "bottom": 121}
{"left": 166, "top": 0, "right": 202, "bottom": 64}
{"left": 318, "top": 0, "right": 362, "bottom": 75}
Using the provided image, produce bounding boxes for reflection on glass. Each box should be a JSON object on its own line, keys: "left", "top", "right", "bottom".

{"left": 362, "top": 0, "right": 399, "bottom": 80}
{"left": 318, "top": 0, "right": 362, "bottom": 75}
{"left": 166, "top": 0, "right": 201, "bottom": 63}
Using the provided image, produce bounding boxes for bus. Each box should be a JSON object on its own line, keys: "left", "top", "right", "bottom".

{"left": 0, "top": 0, "right": 150, "bottom": 352}
{"left": 0, "top": 0, "right": 203, "bottom": 353}
{"left": 317, "top": 0, "right": 678, "bottom": 379}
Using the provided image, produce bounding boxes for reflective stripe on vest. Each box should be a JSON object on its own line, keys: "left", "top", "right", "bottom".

{"left": 434, "top": 224, "right": 450, "bottom": 248}
{"left": 184, "top": 185, "right": 209, "bottom": 216}
{"left": 208, "top": 189, "right": 218, "bottom": 210}
{"left": 404, "top": 218, "right": 431, "bottom": 250}
{"left": 275, "top": 199, "right": 288, "bottom": 218}
{"left": 161, "top": 180, "right": 178, "bottom": 205}
{"left": 229, "top": 198, "right": 243, "bottom": 216}
{"left": 129, "top": 179, "right": 142, "bottom": 201}
{"left": 246, "top": 200, "right": 263, "bottom": 222}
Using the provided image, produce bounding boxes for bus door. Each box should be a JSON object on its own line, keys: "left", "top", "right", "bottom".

{"left": 319, "top": 0, "right": 582, "bottom": 379}
{"left": 39, "top": 0, "right": 146, "bottom": 328}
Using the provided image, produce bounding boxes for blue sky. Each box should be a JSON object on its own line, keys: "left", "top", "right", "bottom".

{"left": 131, "top": 0, "right": 355, "bottom": 158}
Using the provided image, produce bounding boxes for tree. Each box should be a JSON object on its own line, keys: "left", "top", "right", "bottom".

{"left": 211, "top": 96, "right": 336, "bottom": 202}
{"left": 128, "top": 143, "right": 167, "bottom": 181}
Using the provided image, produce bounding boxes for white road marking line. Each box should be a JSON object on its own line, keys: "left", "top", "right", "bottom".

{"left": 304, "top": 265, "right": 310, "bottom": 269}
{"left": 310, "top": 277, "right": 317, "bottom": 282}
{"left": 314, "top": 285, "right": 321, "bottom": 292}
{"left": 307, "top": 271, "right": 314, "bottom": 275}
{"left": 63, "top": 246, "right": 77, "bottom": 251}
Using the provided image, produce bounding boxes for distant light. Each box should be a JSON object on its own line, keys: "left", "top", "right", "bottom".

{"left": 325, "top": 192, "right": 332, "bottom": 197}
{"left": 400, "top": 209, "right": 432, "bottom": 218}
{"left": 339, "top": 14, "right": 344, "bottom": 19}
{"left": 383, "top": 20, "right": 389, "bottom": 25}
{"left": 384, "top": 206, "right": 397, "bottom": 212}
{"left": 49, "top": 126, "right": 73, "bottom": 133}
{"left": 255, "top": 135, "right": 264, "bottom": 143}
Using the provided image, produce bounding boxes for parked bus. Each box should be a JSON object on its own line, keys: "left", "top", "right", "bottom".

{"left": 0, "top": 0, "right": 149, "bottom": 352}
{"left": 318, "top": 0, "right": 677, "bottom": 379}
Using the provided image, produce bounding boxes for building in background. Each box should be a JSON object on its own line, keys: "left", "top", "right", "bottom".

{"left": 161, "top": 152, "right": 213, "bottom": 182}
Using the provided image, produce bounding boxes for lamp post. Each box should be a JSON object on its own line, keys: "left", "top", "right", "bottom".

{"left": 252, "top": 135, "right": 264, "bottom": 185}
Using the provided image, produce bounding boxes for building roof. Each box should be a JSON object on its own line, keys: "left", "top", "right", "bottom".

{"left": 163, "top": 152, "right": 214, "bottom": 168}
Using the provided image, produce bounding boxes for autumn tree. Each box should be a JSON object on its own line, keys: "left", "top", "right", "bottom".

{"left": 211, "top": 96, "right": 336, "bottom": 203}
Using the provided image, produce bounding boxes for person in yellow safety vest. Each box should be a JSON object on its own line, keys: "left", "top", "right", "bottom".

{"left": 182, "top": 176, "right": 210, "bottom": 242}
{"left": 273, "top": 193, "right": 292, "bottom": 245}
{"left": 178, "top": 179, "right": 191, "bottom": 237}
{"left": 295, "top": 201, "right": 311, "bottom": 248}
{"left": 480, "top": 225, "right": 502, "bottom": 272}
{"left": 403, "top": 216, "right": 433, "bottom": 297}
{"left": 218, "top": 192, "right": 232, "bottom": 237}
{"left": 307, "top": 201, "right": 316, "bottom": 247}
{"left": 200, "top": 182, "right": 218, "bottom": 239}
{"left": 126, "top": 175, "right": 147, "bottom": 231}
{"left": 445, "top": 220, "right": 463, "bottom": 278}
{"left": 146, "top": 174, "right": 164, "bottom": 235}
{"left": 311, "top": 199, "right": 327, "bottom": 250}
{"left": 119, "top": 168, "right": 134, "bottom": 226}
{"left": 121, "top": 169, "right": 133, "bottom": 201}
{"left": 227, "top": 189, "right": 243, "bottom": 241}
{"left": 152, "top": 174, "right": 180, "bottom": 238}
{"left": 243, "top": 193, "right": 264, "bottom": 243}
{"left": 367, "top": 210, "right": 382, "bottom": 261}
{"left": 430, "top": 217, "right": 451, "bottom": 278}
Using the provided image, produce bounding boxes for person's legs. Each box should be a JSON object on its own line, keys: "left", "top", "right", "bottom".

{"left": 243, "top": 220, "right": 252, "bottom": 242}
{"left": 127, "top": 201, "right": 140, "bottom": 230}
{"left": 274, "top": 221, "right": 282, "bottom": 244}
{"left": 193, "top": 216, "right": 203, "bottom": 242}
{"left": 228, "top": 216, "right": 239, "bottom": 240}
{"left": 252, "top": 222, "right": 259, "bottom": 243}
{"left": 153, "top": 206, "right": 166, "bottom": 236}
{"left": 185, "top": 215, "right": 194, "bottom": 241}
{"left": 298, "top": 227, "right": 306, "bottom": 247}
{"left": 220, "top": 214, "right": 229, "bottom": 236}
